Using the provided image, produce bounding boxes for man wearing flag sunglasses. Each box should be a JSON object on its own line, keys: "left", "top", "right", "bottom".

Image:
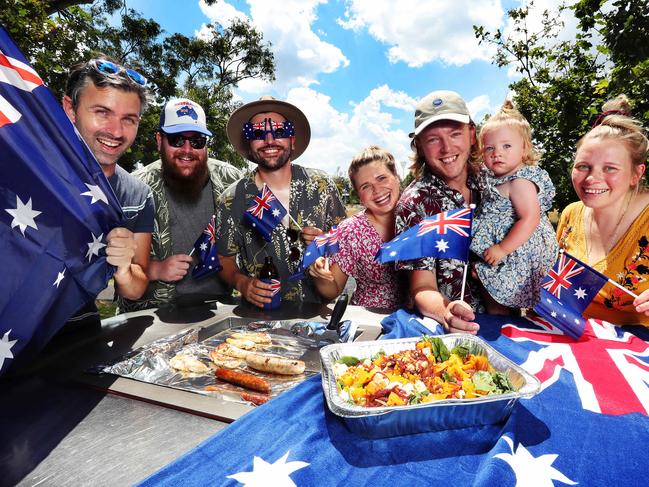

{"left": 122, "top": 98, "right": 242, "bottom": 311}
{"left": 61, "top": 55, "right": 155, "bottom": 326}
{"left": 215, "top": 96, "right": 345, "bottom": 308}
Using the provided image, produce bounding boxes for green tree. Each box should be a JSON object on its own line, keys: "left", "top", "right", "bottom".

{"left": 474, "top": 0, "right": 649, "bottom": 210}
{"left": 1, "top": 0, "right": 275, "bottom": 171}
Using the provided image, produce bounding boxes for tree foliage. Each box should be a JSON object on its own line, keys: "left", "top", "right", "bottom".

{"left": 474, "top": 0, "right": 649, "bottom": 210}
{"left": 1, "top": 0, "right": 275, "bottom": 170}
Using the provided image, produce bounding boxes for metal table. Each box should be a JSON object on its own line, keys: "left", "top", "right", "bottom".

{"left": 0, "top": 299, "right": 388, "bottom": 486}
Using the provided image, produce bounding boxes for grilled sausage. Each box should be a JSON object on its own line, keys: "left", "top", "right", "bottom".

{"left": 240, "top": 391, "right": 271, "bottom": 405}
{"left": 245, "top": 353, "right": 306, "bottom": 375}
{"left": 230, "top": 331, "right": 272, "bottom": 344}
{"left": 214, "top": 367, "right": 271, "bottom": 393}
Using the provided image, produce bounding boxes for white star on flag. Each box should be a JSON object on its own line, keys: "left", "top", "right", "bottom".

{"left": 0, "top": 330, "right": 17, "bottom": 371}
{"left": 574, "top": 287, "right": 587, "bottom": 300}
{"left": 435, "top": 239, "right": 449, "bottom": 252}
{"left": 200, "top": 243, "right": 208, "bottom": 251}
{"left": 495, "top": 435, "right": 576, "bottom": 487}
{"left": 5, "top": 195, "right": 41, "bottom": 236}
{"left": 227, "top": 451, "right": 309, "bottom": 487}
{"left": 53, "top": 269, "right": 65, "bottom": 288}
{"left": 272, "top": 208, "right": 280, "bottom": 217}
{"left": 80, "top": 183, "right": 108, "bottom": 205}
{"left": 389, "top": 250, "right": 397, "bottom": 257}
{"left": 86, "top": 232, "right": 106, "bottom": 261}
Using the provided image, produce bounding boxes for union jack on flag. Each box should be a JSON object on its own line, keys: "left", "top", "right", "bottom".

{"left": 376, "top": 207, "right": 473, "bottom": 264}
{"left": 289, "top": 225, "right": 341, "bottom": 281}
{"left": 542, "top": 251, "right": 585, "bottom": 299}
{"left": 417, "top": 207, "right": 472, "bottom": 237}
{"left": 533, "top": 251, "right": 609, "bottom": 339}
{"left": 243, "top": 183, "right": 287, "bottom": 242}
{"left": 315, "top": 225, "right": 340, "bottom": 253}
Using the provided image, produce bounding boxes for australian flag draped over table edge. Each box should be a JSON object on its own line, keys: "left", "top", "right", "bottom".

{"left": 191, "top": 215, "right": 222, "bottom": 279}
{"left": 139, "top": 311, "right": 649, "bottom": 486}
{"left": 243, "top": 183, "right": 286, "bottom": 242}
{"left": 0, "top": 28, "right": 123, "bottom": 374}
{"left": 533, "top": 251, "right": 609, "bottom": 340}
{"left": 289, "top": 225, "right": 340, "bottom": 281}
{"left": 376, "top": 207, "right": 472, "bottom": 263}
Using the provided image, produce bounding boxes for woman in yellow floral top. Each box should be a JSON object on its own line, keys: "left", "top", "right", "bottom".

{"left": 557, "top": 95, "right": 649, "bottom": 326}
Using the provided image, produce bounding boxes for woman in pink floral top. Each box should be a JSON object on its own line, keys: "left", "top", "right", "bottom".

{"left": 309, "top": 146, "right": 406, "bottom": 309}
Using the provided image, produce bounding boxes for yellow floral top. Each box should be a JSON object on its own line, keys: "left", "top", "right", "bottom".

{"left": 557, "top": 202, "right": 649, "bottom": 327}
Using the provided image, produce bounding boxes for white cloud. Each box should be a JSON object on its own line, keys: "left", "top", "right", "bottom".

{"left": 467, "top": 94, "right": 492, "bottom": 121}
{"left": 337, "top": 0, "right": 504, "bottom": 67}
{"left": 199, "top": 0, "right": 349, "bottom": 94}
{"left": 290, "top": 85, "right": 416, "bottom": 177}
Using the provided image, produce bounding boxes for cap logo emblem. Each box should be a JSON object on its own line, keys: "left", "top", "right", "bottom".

{"left": 432, "top": 98, "right": 443, "bottom": 107}
{"left": 176, "top": 105, "right": 198, "bottom": 120}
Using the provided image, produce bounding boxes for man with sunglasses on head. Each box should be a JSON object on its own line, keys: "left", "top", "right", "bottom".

{"left": 215, "top": 96, "right": 345, "bottom": 308}
{"left": 121, "top": 98, "right": 242, "bottom": 311}
{"left": 61, "top": 55, "right": 155, "bottom": 328}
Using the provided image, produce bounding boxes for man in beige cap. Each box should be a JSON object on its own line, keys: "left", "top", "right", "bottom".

{"left": 215, "top": 96, "right": 345, "bottom": 308}
{"left": 122, "top": 98, "right": 242, "bottom": 311}
{"left": 395, "top": 90, "right": 483, "bottom": 333}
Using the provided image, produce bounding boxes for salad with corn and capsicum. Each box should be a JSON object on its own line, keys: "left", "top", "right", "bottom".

{"left": 333, "top": 336, "right": 515, "bottom": 407}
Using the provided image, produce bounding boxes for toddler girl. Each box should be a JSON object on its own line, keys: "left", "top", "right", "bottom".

{"left": 470, "top": 101, "right": 558, "bottom": 314}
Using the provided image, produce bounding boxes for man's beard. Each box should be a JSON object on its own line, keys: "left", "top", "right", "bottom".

{"left": 161, "top": 152, "right": 209, "bottom": 199}
{"left": 249, "top": 144, "right": 292, "bottom": 171}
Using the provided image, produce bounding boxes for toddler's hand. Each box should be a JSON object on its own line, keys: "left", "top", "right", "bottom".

{"left": 484, "top": 244, "right": 507, "bottom": 266}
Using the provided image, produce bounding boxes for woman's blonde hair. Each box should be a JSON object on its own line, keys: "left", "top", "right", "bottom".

{"left": 348, "top": 145, "right": 398, "bottom": 190}
{"left": 577, "top": 95, "right": 648, "bottom": 189}
{"left": 478, "top": 99, "right": 540, "bottom": 166}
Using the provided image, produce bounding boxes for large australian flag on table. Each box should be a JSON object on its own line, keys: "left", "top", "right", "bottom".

{"left": 376, "top": 207, "right": 472, "bottom": 263}
{"left": 0, "top": 28, "right": 123, "bottom": 374}
{"left": 243, "top": 183, "right": 286, "bottom": 242}
{"left": 533, "top": 251, "right": 608, "bottom": 339}
{"left": 139, "top": 310, "right": 649, "bottom": 487}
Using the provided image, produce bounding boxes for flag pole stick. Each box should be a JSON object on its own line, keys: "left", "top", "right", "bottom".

{"left": 607, "top": 278, "right": 639, "bottom": 299}
{"left": 288, "top": 213, "right": 301, "bottom": 228}
{"left": 460, "top": 203, "right": 475, "bottom": 302}
{"left": 188, "top": 248, "right": 195, "bottom": 257}
{"left": 460, "top": 262, "right": 468, "bottom": 302}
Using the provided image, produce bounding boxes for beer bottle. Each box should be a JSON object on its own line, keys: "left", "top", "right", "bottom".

{"left": 258, "top": 256, "right": 281, "bottom": 310}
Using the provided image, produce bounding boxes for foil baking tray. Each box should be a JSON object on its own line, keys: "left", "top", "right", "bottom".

{"left": 99, "top": 317, "right": 325, "bottom": 406}
{"left": 320, "top": 334, "right": 540, "bottom": 438}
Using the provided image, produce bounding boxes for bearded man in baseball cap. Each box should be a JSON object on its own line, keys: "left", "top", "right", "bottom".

{"left": 123, "top": 98, "right": 242, "bottom": 310}
{"left": 214, "top": 96, "right": 345, "bottom": 309}
{"left": 395, "top": 90, "right": 484, "bottom": 334}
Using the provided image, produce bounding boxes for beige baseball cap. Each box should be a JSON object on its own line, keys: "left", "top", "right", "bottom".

{"left": 410, "top": 90, "right": 471, "bottom": 137}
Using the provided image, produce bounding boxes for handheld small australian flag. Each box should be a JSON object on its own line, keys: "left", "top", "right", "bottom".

{"left": 376, "top": 207, "right": 472, "bottom": 263}
{"left": 191, "top": 215, "right": 222, "bottom": 279}
{"left": 243, "top": 184, "right": 287, "bottom": 242}
{"left": 533, "top": 251, "right": 609, "bottom": 339}
{"left": 289, "top": 225, "right": 341, "bottom": 281}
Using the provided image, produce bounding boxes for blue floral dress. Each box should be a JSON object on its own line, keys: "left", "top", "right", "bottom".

{"left": 470, "top": 166, "right": 558, "bottom": 308}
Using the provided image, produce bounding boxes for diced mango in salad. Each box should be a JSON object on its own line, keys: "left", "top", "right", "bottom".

{"left": 334, "top": 336, "right": 515, "bottom": 407}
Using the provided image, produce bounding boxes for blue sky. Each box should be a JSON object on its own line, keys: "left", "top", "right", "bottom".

{"left": 130, "top": 0, "right": 577, "bottom": 176}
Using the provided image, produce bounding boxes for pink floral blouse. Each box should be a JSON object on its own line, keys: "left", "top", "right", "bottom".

{"left": 331, "top": 210, "right": 405, "bottom": 309}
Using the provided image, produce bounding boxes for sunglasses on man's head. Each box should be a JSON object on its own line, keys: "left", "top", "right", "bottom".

{"left": 165, "top": 133, "right": 208, "bottom": 149}
{"left": 243, "top": 118, "right": 295, "bottom": 141}
{"left": 88, "top": 58, "right": 148, "bottom": 87}
{"left": 286, "top": 227, "right": 302, "bottom": 262}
